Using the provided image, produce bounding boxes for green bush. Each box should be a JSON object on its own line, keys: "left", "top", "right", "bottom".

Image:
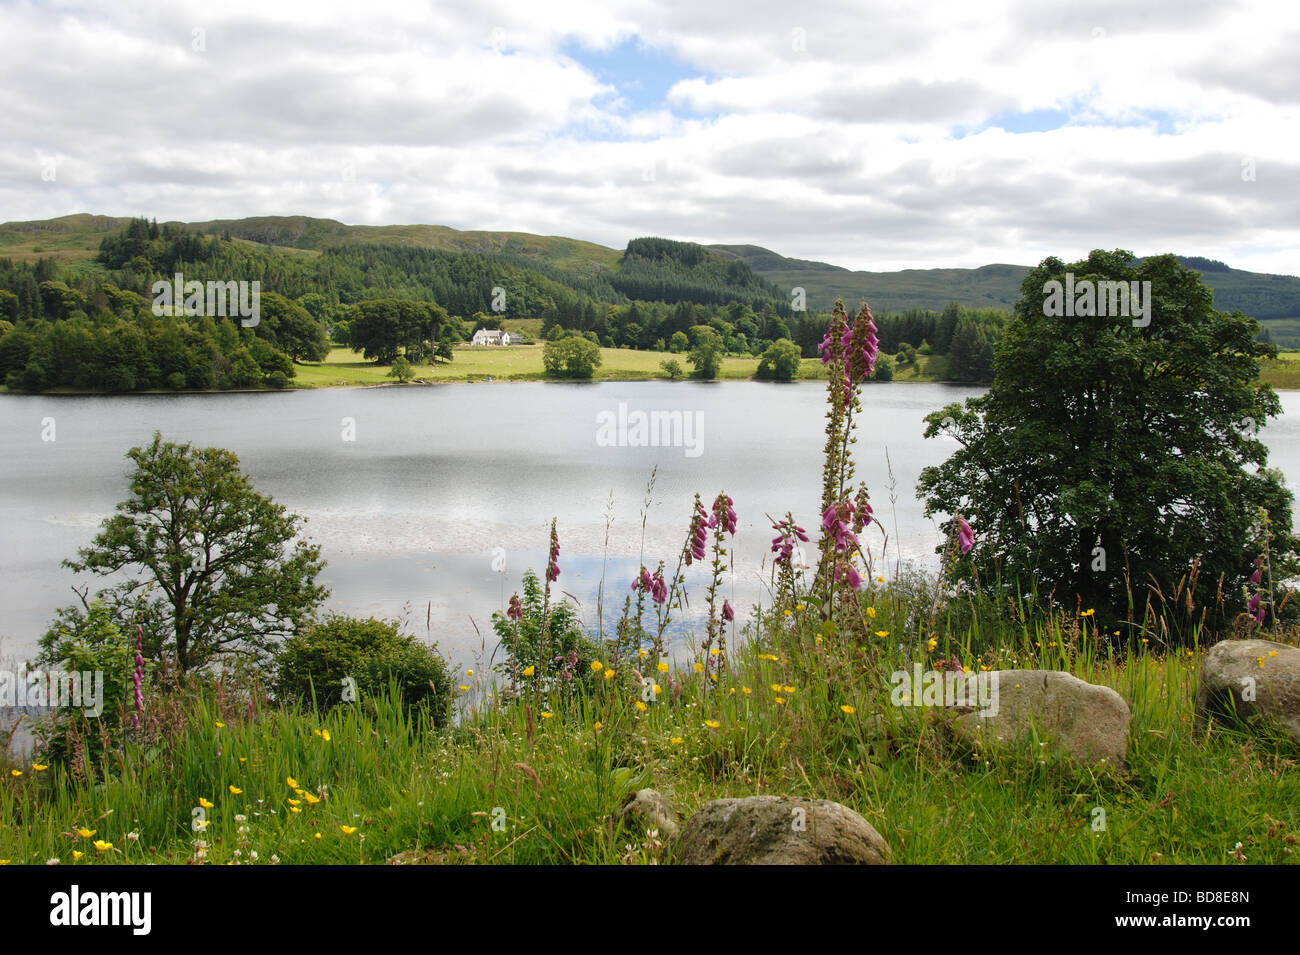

{"left": 492, "top": 570, "right": 600, "bottom": 699}
{"left": 274, "top": 615, "right": 452, "bottom": 727}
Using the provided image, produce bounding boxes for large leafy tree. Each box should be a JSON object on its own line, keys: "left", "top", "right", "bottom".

{"left": 63, "top": 433, "right": 328, "bottom": 673}
{"left": 918, "top": 250, "right": 1297, "bottom": 636}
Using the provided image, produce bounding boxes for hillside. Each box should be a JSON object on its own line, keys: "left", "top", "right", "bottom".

{"left": 710, "top": 244, "right": 1300, "bottom": 343}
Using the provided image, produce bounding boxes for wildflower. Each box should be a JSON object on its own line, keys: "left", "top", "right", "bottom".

{"left": 840, "top": 705, "right": 856, "bottom": 715}
{"left": 957, "top": 516, "right": 974, "bottom": 554}
{"left": 927, "top": 637, "right": 938, "bottom": 652}
{"left": 466, "top": 669, "right": 474, "bottom": 676}
{"left": 229, "top": 785, "right": 242, "bottom": 795}
{"left": 458, "top": 685, "right": 470, "bottom": 691}
{"left": 286, "top": 776, "right": 298, "bottom": 789}
{"left": 1080, "top": 608, "right": 1095, "bottom": 617}
{"left": 742, "top": 686, "right": 752, "bottom": 695}
{"left": 340, "top": 826, "right": 358, "bottom": 835}
{"left": 693, "top": 662, "right": 704, "bottom": 673}
{"left": 541, "top": 711, "right": 554, "bottom": 719}
{"left": 686, "top": 498, "right": 709, "bottom": 565}
{"left": 874, "top": 630, "right": 889, "bottom": 638}
{"left": 546, "top": 521, "right": 561, "bottom": 583}
{"left": 591, "top": 661, "right": 603, "bottom": 672}
{"left": 774, "top": 697, "right": 786, "bottom": 705}
{"left": 72, "top": 851, "right": 83, "bottom": 860}
{"left": 303, "top": 792, "right": 321, "bottom": 805}
{"left": 782, "top": 685, "right": 796, "bottom": 694}
{"left": 320, "top": 730, "right": 331, "bottom": 742}
{"left": 76, "top": 829, "right": 95, "bottom": 839}
{"left": 709, "top": 647, "right": 721, "bottom": 657}
{"left": 704, "top": 720, "right": 721, "bottom": 729}
{"left": 288, "top": 798, "right": 301, "bottom": 807}
{"left": 657, "top": 661, "right": 669, "bottom": 673}
{"left": 32, "top": 763, "right": 47, "bottom": 771}
{"left": 46, "top": 858, "right": 60, "bottom": 865}
{"left": 638, "top": 649, "right": 647, "bottom": 659}
{"left": 635, "top": 701, "right": 647, "bottom": 712}
{"left": 671, "top": 737, "right": 684, "bottom": 744}
{"left": 722, "top": 600, "right": 734, "bottom": 622}
{"left": 214, "top": 721, "right": 225, "bottom": 728}
{"left": 314, "top": 833, "right": 322, "bottom": 840}
{"left": 835, "top": 560, "right": 863, "bottom": 591}
{"left": 593, "top": 721, "right": 603, "bottom": 731}
{"left": 93, "top": 841, "right": 113, "bottom": 852}
{"left": 290, "top": 806, "right": 302, "bottom": 814}
{"left": 1269, "top": 650, "right": 1278, "bottom": 658}
{"left": 770, "top": 684, "right": 782, "bottom": 692}
{"left": 757, "top": 653, "right": 779, "bottom": 661}
{"left": 9, "top": 770, "right": 20, "bottom": 777}
{"left": 507, "top": 594, "right": 523, "bottom": 622}
{"left": 821, "top": 500, "right": 858, "bottom": 552}
{"left": 877, "top": 576, "right": 885, "bottom": 583}
{"left": 522, "top": 665, "right": 535, "bottom": 677}
{"left": 653, "top": 684, "right": 662, "bottom": 695}
{"left": 605, "top": 669, "right": 616, "bottom": 680}
{"left": 866, "top": 606, "right": 876, "bottom": 619}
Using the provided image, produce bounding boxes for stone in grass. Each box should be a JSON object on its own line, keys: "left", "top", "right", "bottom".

{"left": 673, "top": 796, "right": 890, "bottom": 865}
{"left": 616, "top": 788, "right": 680, "bottom": 842}
{"left": 950, "top": 669, "right": 1131, "bottom": 767}
{"left": 1196, "top": 639, "right": 1300, "bottom": 743}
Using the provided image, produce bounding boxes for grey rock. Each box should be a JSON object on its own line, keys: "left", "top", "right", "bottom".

{"left": 617, "top": 788, "right": 680, "bottom": 841}
{"left": 1196, "top": 639, "right": 1300, "bottom": 742}
{"left": 951, "top": 669, "right": 1131, "bottom": 766}
{"left": 673, "top": 795, "right": 890, "bottom": 865}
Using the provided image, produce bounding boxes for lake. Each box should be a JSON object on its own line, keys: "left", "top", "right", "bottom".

{"left": 3, "top": 381, "right": 1300, "bottom": 671}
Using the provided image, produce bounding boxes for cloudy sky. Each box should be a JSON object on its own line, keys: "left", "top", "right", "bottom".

{"left": 2, "top": 0, "right": 1298, "bottom": 273}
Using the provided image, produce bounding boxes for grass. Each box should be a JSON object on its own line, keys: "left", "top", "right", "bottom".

{"left": 3, "top": 594, "right": 1296, "bottom": 866}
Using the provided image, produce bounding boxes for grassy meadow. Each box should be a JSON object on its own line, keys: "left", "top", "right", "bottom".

{"left": 2, "top": 597, "right": 1296, "bottom": 866}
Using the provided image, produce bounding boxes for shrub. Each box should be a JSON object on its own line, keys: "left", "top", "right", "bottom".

{"left": 492, "top": 570, "right": 600, "bottom": 698}
{"left": 274, "top": 615, "right": 452, "bottom": 727}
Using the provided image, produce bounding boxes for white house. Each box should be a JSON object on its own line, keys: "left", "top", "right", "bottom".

{"left": 472, "top": 328, "right": 511, "bottom": 346}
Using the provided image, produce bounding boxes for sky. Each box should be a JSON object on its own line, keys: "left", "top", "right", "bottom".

{"left": 1, "top": 0, "right": 1298, "bottom": 274}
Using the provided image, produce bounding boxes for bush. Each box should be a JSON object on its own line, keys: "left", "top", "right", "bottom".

{"left": 543, "top": 336, "right": 602, "bottom": 379}
{"left": 492, "top": 570, "right": 600, "bottom": 699}
{"left": 872, "top": 354, "right": 895, "bottom": 381}
{"left": 659, "top": 358, "right": 684, "bottom": 380}
{"left": 274, "top": 615, "right": 452, "bottom": 727}
{"left": 34, "top": 600, "right": 147, "bottom": 767}
{"left": 755, "top": 338, "right": 802, "bottom": 381}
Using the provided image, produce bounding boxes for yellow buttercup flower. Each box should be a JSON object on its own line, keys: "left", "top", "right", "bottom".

{"left": 757, "top": 653, "right": 779, "bottom": 661}
{"left": 657, "top": 662, "right": 669, "bottom": 673}
{"left": 866, "top": 607, "right": 876, "bottom": 619}
{"left": 286, "top": 776, "right": 298, "bottom": 789}
{"left": 339, "top": 825, "right": 358, "bottom": 835}
{"left": 229, "top": 785, "right": 242, "bottom": 795}
{"left": 590, "top": 661, "right": 603, "bottom": 672}
{"left": 1081, "top": 608, "right": 1095, "bottom": 617}
{"left": 782, "top": 685, "right": 796, "bottom": 694}
{"left": 303, "top": 792, "right": 321, "bottom": 805}
{"left": 769, "top": 683, "right": 782, "bottom": 692}
{"left": 635, "top": 701, "right": 647, "bottom": 712}
{"left": 1269, "top": 651, "right": 1278, "bottom": 658}
{"left": 840, "top": 705, "right": 856, "bottom": 715}
{"left": 875, "top": 630, "right": 889, "bottom": 638}
{"left": 653, "top": 684, "right": 662, "bottom": 695}
{"left": 321, "top": 729, "right": 330, "bottom": 742}
{"left": 704, "top": 720, "right": 721, "bottom": 729}
{"left": 32, "top": 763, "right": 47, "bottom": 772}
{"left": 72, "top": 850, "right": 83, "bottom": 860}
{"left": 604, "top": 669, "right": 616, "bottom": 680}
{"left": 466, "top": 669, "right": 474, "bottom": 676}
{"left": 637, "top": 649, "right": 647, "bottom": 659}
{"left": 93, "top": 840, "right": 113, "bottom": 852}
{"left": 314, "top": 832, "right": 322, "bottom": 840}
{"left": 593, "top": 721, "right": 603, "bottom": 731}
{"left": 693, "top": 662, "right": 704, "bottom": 673}
{"left": 76, "top": 828, "right": 95, "bottom": 839}
{"left": 709, "top": 648, "right": 720, "bottom": 656}
{"left": 214, "top": 721, "right": 225, "bottom": 728}
{"left": 671, "top": 737, "right": 684, "bottom": 744}
{"left": 774, "top": 697, "right": 786, "bottom": 705}
{"left": 287, "top": 798, "right": 301, "bottom": 806}
{"left": 927, "top": 637, "right": 938, "bottom": 652}
{"left": 9, "top": 770, "right": 20, "bottom": 777}
{"left": 290, "top": 806, "right": 302, "bottom": 814}
{"left": 522, "top": 665, "right": 535, "bottom": 676}
{"left": 742, "top": 686, "right": 752, "bottom": 695}
{"left": 199, "top": 797, "right": 214, "bottom": 810}
{"left": 458, "top": 685, "right": 470, "bottom": 691}
{"left": 541, "top": 711, "right": 553, "bottom": 719}
{"left": 795, "top": 603, "right": 806, "bottom": 611}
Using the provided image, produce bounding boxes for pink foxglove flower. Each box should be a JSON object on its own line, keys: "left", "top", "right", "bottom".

{"left": 507, "top": 594, "right": 523, "bottom": 622}
{"left": 722, "top": 600, "right": 734, "bottom": 622}
{"left": 957, "top": 516, "right": 975, "bottom": 554}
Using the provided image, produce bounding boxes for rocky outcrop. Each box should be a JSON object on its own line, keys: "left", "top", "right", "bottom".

{"left": 673, "top": 796, "right": 890, "bottom": 865}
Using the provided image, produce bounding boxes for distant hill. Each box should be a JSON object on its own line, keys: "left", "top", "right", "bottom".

{"left": 4, "top": 214, "right": 1299, "bottom": 341}
{"left": 709, "top": 243, "right": 1300, "bottom": 343}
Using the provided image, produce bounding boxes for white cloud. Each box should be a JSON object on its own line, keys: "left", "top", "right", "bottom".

{"left": 0, "top": 0, "right": 1297, "bottom": 274}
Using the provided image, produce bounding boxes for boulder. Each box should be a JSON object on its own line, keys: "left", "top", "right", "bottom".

{"left": 950, "top": 669, "right": 1131, "bottom": 767}
{"left": 1196, "top": 639, "right": 1300, "bottom": 743}
{"left": 616, "top": 788, "right": 680, "bottom": 841}
{"left": 673, "top": 796, "right": 890, "bottom": 865}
